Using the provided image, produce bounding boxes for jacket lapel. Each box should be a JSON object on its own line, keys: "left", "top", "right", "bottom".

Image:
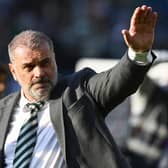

{"left": 49, "top": 98, "right": 66, "bottom": 160}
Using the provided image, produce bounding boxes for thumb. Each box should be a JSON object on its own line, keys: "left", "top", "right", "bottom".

{"left": 121, "top": 29, "right": 132, "bottom": 47}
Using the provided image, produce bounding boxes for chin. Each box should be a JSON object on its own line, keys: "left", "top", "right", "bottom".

{"left": 34, "top": 95, "right": 48, "bottom": 102}
{"left": 38, "top": 92, "right": 49, "bottom": 100}
{"left": 31, "top": 91, "right": 50, "bottom": 101}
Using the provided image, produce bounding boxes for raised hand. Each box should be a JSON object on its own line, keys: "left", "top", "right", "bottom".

{"left": 122, "top": 5, "right": 158, "bottom": 52}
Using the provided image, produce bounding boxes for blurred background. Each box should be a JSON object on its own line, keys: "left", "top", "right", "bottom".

{"left": 0, "top": 0, "right": 168, "bottom": 168}
{"left": 0, "top": 0, "right": 168, "bottom": 71}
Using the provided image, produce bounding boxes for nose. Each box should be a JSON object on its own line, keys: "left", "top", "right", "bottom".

{"left": 34, "top": 66, "right": 45, "bottom": 78}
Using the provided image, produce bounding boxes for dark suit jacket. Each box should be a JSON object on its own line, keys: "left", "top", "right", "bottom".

{"left": 0, "top": 53, "right": 155, "bottom": 168}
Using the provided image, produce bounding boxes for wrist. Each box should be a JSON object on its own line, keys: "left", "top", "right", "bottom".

{"left": 128, "top": 48, "right": 152, "bottom": 65}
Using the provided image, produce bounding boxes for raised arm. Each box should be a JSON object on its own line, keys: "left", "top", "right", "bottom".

{"left": 86, "top": 5, "right": 158, "bottom": 115}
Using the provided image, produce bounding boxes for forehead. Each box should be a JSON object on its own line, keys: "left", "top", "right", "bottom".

{"left": 13, "top": 44, "right": 53, "bottom": 63}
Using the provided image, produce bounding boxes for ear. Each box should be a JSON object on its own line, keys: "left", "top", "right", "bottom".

{"left": 8, "top": 63, "right": 17, "bottom": 81}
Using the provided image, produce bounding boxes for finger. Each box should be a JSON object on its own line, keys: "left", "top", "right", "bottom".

{"left": 151, "top": 12, "right": 158, "bottom": 28}
{"left": 130, "top": 7, "right": 141, "bottom": 25}
{"left": 121, "top": 29, "right": 132, "bottom": 47}
{"left": 146, "top": 9, "right": 158, "bottom": 27}
{"left": 138, "top": 5, "right": 148, "bottom": 23}
{"left": 144, "top": 6, "right": 152, "bottom": 23}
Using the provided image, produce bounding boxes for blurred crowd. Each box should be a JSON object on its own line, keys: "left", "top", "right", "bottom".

{"left": 1, "top": 0, "right": 168, "bottom": 168}
{"left": 0, "top": 0, "right": 168, "bottom": 70}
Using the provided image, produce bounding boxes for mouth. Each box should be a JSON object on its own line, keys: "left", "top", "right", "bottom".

{"left": 33, "top": 82, "right": 51, "bottom": 90}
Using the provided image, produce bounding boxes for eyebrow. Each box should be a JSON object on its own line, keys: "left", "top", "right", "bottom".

{"left": 22, "top": 57, "right": 50, "bottom": 67}
{"left": 22, "top": 62, "right": 34, "bottom": 67}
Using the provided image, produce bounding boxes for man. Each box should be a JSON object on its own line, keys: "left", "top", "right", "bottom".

{"left": 0, "top": 5, "right": 157, "bottom": 168}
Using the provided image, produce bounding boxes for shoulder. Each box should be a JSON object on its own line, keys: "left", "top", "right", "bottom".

{"left": 0, "top": 91, "right": 20, "bottom": 106}
{"left": 59, "top": 68, "right": 96, "bottom": 87}
{"left": 69, "top": 68, "right": 96, "bottom": 83}
{"left": 50, "top": 68, "right": 96, "bottom": 98}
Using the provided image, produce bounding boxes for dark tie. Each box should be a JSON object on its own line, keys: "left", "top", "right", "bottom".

{"left": 13, "top": 101, "right": 44, "bottom": 168}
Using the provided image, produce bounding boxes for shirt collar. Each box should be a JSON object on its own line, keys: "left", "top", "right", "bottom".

{"left": 18, "top": 90, "right": 48, "bottom": 112}
{"left": 18, "top": 91, "right": 30, "bottom": 112}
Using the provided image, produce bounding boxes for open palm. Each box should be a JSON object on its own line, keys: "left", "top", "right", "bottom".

{"left": 122, "top": 5, "right": 158, "bottom": 52}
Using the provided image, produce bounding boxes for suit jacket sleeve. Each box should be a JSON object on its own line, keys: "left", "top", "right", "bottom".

{"left": 85, "top": 51, "right": 156, "bottom": 116}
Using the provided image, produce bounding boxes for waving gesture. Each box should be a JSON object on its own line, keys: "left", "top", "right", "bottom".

{"left": 122, "top": 5, "right": 158, "bottom": 52}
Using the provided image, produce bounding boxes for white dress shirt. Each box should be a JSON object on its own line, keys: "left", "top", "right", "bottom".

{"left": 4, "top": 94, "right": 65, "bottom": 168}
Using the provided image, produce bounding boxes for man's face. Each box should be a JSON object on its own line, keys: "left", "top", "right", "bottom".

{"left": 9, "top": 43, "right": 57, "bottom": 102}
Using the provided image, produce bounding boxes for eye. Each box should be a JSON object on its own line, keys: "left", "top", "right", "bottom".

{"left": 24, "top": 64, "right": 34, "bottom": 72}
{"left": 41, "top": 59, "right": 50, "bottom": 67}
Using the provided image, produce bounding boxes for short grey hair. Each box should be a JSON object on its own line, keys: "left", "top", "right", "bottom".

{"left": 8, "top": 30, "right": 54, "bottom": 62}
